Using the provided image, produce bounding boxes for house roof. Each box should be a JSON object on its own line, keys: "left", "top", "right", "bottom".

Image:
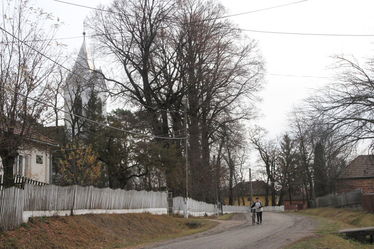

{"left": 338, "top": 155, "right": 374, "bottom": 179}
{"left": 233, "top": 180, "right": 269, "bottom": 196}
{"left": 1, "top": 124, "right": 60, "bottom": 148}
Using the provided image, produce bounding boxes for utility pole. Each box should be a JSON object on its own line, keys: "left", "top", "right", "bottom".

{"left": 249, "top": 168, "right": 253, "bottom": 205}
{"left": 184, "top": 97, "right": 189, "bottom": 218}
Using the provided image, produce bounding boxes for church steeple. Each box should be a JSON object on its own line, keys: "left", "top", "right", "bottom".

{"left": 72, "top": 35, "right": 90, "bottom": 74}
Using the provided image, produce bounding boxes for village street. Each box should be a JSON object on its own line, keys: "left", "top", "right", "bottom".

{"left": 139, "top": 212, "right": 316, "bottom": 249}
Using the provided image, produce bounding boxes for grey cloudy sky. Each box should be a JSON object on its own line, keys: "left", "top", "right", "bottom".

{"left": 37, "top": 0, "right": 374, "bottom": 139}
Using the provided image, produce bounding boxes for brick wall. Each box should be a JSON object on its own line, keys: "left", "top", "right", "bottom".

{"left": 336, "top": 178, "right": 374, "bottom": 194}
{"left": 362, "top": 194, "right": 374, "bottom": 213}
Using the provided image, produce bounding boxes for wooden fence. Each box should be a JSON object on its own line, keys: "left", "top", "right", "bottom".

{"left": 0, "top": 175, "right": 47, "bottom": 191}
{"left": 0, "top": 184, "right": 167, "bottom": 231}
{"left": 23, "top": 184, "right": 167, "bottom": 211}
{"left": 313, "top": 189, "right": 363, "bottom": 208}
{"left": 0, "top": 187, "right": 24, "bottom": 231}
{"left": 173, "top": 197, "right": 218, "bottom": 216}
{"left": 14, "top": 175, "right": 47, "bottom": 189}
{"left": 1, "top": 184, "right": 280, "bottom": 231}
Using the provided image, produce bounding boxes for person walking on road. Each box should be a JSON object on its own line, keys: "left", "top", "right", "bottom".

{"left": 251, "top": 197, "right": 263, "bottom": 224}
{"left": 249, "top": 202, "right": 256, "bottom": 225}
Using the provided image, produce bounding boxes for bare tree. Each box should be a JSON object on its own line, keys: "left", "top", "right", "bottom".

{"left": 89, "top": 0, "right": 263, "bottom": 201}
{"left": 176, "top": 0, "right": 263, "bottom": 202}
{"left": 308, "top": 56, "right": 374, "bottom": 150}
{"left": 249, "top": 128, "right": 278, "bottom": 206}
{"left": 0, "top": 0, "right": 62, "bottom": 187}
{"left": 277, "top": 133, "right": 297, "bottom": 205}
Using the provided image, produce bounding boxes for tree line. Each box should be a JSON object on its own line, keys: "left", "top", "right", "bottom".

{"left": 251, "top": 55, "right": 373, "bottom": 205}
{"left": 0, "top": 0, "right": 263, "bottom": 204}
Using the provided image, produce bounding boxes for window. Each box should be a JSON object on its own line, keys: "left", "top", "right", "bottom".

{"left": 17, "top": 155, "right": 23, "bottom": 175}
{"left": 36, "top": 155, "right": 43, "bottom": 164}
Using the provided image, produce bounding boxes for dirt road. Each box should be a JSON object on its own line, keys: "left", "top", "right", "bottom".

{"left": 141, "top": 212, "right": 316, "bottom": 249}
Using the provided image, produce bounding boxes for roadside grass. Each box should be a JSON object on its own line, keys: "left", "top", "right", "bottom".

{"left": 287, "top": 208, "right": 374, "bottom": 249}
{"left": 0, "top": 213, "right": 218, "bottom": 249}
{"left": 216, "top": 213, "right": 234, "bottom": 220}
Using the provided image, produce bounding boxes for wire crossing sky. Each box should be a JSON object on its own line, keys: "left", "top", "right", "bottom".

{"left": 18, "top": 0, "right": 374, "bottom": 140}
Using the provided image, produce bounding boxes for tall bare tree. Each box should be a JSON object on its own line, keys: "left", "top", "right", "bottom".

{"left": 0, "top": 0, "right": 61, "bottom": 187}
{"left": 89, "top": 0, "right": 263, "bottom": 201}
{"left": 249, "top": 128, "right": 278, "bottom": 206}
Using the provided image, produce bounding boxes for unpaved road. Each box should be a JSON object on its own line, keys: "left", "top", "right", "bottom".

{"left": 141, "top": 212, "right": 316, "bottom": 249}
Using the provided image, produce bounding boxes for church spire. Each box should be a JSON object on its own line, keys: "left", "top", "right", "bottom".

{"left": 72, "top": 34, "right": 90, "bottom": 74}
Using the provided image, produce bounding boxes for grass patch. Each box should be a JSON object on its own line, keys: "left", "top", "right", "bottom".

{"left": 0, "top": 213, "right": 217, "bottom": 249}
{"left": 287, "top": 208, "right": 374, "bottom": 249}
{"left": 216, "top": 213, "right": 234, "bottom": 220}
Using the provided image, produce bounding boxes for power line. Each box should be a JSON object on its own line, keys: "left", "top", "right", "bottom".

{"left": 211, "top": 0, "right": 308, "bottom": 20}
{"left": 3, "top": 27, "right": 374, "bottom": 46}
{"left": 3, "top": 0, "right": 374, "bottom": 44}
{"left": 0, "top": 26, "right": 185, "bottom": 141}
{"left": 53, "top": 0, "right": 308, "bottom": 22}
{"left": 4, "top": 84, "right": 185, "bottom": 140}
{"left": 268, "top": 73, "right": 331, "bottom": 79}
{"left": 240, "top": 28, "right": 374, "bottom": 37}
{"left": 54, "top": 0, "right": 117, "bottom": 13}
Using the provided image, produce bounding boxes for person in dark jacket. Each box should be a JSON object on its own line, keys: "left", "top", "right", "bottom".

{"left": 251, "top": 197, "right": 263, "bottom": 224}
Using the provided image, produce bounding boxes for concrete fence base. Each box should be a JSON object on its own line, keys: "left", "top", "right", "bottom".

{"left": 22, "top": 208, "right": 168, "bottom": 223}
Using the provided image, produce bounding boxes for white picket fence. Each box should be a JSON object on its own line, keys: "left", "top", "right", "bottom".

{"left": 0, "top": 184, "right": 168, "bottom": 231}
{"left": 173, "top": 197, "right": 218, "bottom": 216}
{"left": 0, "top": 184, "right": 285, "bottom": 231}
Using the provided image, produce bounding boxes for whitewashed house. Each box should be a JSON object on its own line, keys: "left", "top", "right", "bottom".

{"left": 0, "top": 132, "right": 58, "bottom": 186}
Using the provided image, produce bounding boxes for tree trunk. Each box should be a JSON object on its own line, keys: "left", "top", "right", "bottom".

{"left": 0, "top": 150, "right": 17, "bottom": 188}
{"left": 265, "top": 177, "right": 270, "bottom": 206}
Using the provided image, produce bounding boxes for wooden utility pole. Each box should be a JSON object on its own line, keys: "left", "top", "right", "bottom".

{"left": 184, "top": 97, "right": 189, "bottom": 218}
{"left": 249, "top": 168, "right": 253, "bottom": 204}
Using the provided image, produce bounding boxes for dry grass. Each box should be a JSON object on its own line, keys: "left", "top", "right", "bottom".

{"left": 300, "top": 207, "right": 374, "bottom": 227}
{"left": 216, "top": 213, "right": 234, "bottom": 220}
{"left": 287, "top": 208, "right": 374, "bottom": 249}
{"left": 0, "top": 213, "right": 217, "bottom": 249}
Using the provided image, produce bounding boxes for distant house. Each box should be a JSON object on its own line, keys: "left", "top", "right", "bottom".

{"left": 0, "top": 129, "right": 59, "bottom": 186}
{"left": 283, "top": 195, "right": 308, "bottom": 210}
{"left": 336, "top": 155, "right": 374, "bottom": 194}
{"left": 223, "top": 180, "right": 278, "bottom": 206}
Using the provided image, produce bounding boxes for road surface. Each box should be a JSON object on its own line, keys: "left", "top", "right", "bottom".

{"left": 141, "top": 212, "right": 316, "bottom": 249}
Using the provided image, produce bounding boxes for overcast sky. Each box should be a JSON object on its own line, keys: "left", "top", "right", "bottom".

{"left": 36, "top": 0, "right": 374, "bottom": 140}
{"left": 8, "top": 0, "right": 367, "bottom": 179}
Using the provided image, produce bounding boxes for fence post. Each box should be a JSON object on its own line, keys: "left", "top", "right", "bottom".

{"left": 71, "top": 185, "right": 77, "bottom": 216}
{"left": 167, "top": 191, "right": 173, "bottom": 215}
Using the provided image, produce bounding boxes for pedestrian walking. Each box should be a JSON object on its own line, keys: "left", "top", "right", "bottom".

{"left": 250, "top": 204, "right": 256, "bottom": 225}
{"left": 251, "top": 197, "right": 263, "bottom": 224}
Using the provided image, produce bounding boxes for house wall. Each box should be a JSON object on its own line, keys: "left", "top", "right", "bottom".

{"left": 336, "top": 178, "right": 374, "bottom": 194}
{"left": 6, "top": 148, "right": 51, "bottom": 184}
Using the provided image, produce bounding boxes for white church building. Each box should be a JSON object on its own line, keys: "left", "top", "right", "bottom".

{"left": 0, "top": 37, "right": 108, "bottom": 188}
{"left": 64, "top": 36, "right": 108, "bottom": 136}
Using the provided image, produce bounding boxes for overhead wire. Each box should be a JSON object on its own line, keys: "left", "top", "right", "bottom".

{"left": 0, "top": 26, "right": 186, "bottom": 140}
{"left": 3, "top": 0, "right": 374, "bottom": 45}
{"left": 53, "top": 0, "right": 309, "bottom": 21}
{"left": 267, "top": 73, "right": 331, "bottom": 79}
{"left": 240, "top": 28, "right": 374, "bottom": 37}
{"left": 3, "top": 84, "right": 185, "bottom": 140}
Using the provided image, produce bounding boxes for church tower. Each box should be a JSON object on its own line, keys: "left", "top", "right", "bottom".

{"left": 64, "top": 35, "right": 108, "bottom": 137}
